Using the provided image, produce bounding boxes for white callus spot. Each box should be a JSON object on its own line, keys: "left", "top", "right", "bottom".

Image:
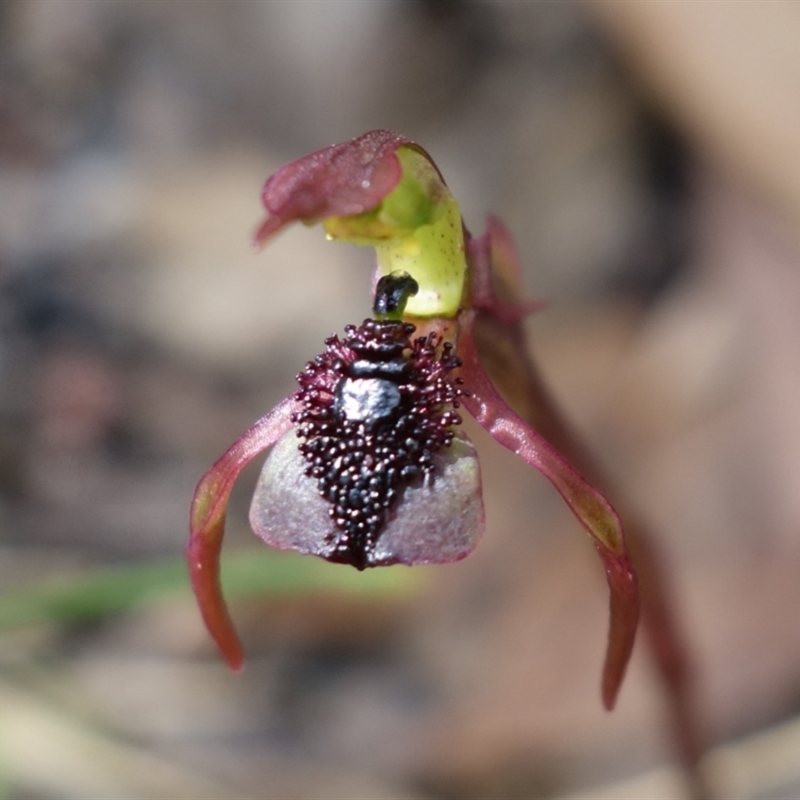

{"left": 334, "top": 377, "right": 401, "bottom": 423}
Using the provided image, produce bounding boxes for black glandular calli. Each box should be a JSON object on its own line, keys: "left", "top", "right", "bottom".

{"left": 291, "top": 319, "right": 465, "bottom": 569}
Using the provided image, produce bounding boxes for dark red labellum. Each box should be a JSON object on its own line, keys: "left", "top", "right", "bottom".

{"left": 291, "top": 319, "right": 465, "bottom": 569}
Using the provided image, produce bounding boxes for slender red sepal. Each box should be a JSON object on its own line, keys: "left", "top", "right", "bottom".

{"left": 466, "top": 215, "right": 543, "bottom": 323}
{"left": 457, "top": 312, "right": 639, "bottom": 709}
{"left": 597, "top": 547, "right": 639, "bottom": 709}
{"left": 187, "top": 396, "right": 299, "bottom": 669}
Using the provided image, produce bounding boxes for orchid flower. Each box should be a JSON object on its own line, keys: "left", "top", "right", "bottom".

{"left": 187, "top": 130, "right": 639, "bottom": 710}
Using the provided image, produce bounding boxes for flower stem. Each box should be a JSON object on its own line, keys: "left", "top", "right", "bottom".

{"left": 471, "top": 305, "right": 710, "bottom": 797}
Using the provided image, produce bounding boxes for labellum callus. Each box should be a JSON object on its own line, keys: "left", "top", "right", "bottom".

{"left": 250, "top": 313, "right": 484, "bottom": 570}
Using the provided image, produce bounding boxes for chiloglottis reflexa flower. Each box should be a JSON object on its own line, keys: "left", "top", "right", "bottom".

{"left": 187, "top": 131, "right": 639, "bottom": 710}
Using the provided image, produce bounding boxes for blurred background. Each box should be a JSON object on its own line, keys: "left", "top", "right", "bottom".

{"left": 2, "top": 1, "right": 800, "bottom": 797}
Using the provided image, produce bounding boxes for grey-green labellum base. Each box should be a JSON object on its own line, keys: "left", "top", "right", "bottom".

{"left": 249, "top": 429, "right": 484, "bottom": 567}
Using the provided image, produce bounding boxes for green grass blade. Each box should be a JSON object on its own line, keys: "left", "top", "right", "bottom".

{"left": 0, "top": 550, "right": 418, "bottom": 631}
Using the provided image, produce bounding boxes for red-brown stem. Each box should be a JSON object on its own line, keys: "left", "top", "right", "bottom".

{"left": 459, "top": 312, "right": 638, "bottom": 710}
{"left": 473, "top": 310, "right": 710, "bottom": 797}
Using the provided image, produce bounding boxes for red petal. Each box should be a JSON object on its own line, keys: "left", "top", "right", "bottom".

{"left": 457, "top": 312, "right": 639, "bottom": 708}
{"left": 186, "top": 397, "right": 298, "bottom": 669}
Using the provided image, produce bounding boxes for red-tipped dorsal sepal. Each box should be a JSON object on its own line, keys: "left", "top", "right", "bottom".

{"left": 254, "top": 130, "right": 414, "bottom": 247}
{"left": 187, "top": 396, "right": 299, "bottom": 669}
{"left": 456, "top": 311, "right": 639, "bottom": 708}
